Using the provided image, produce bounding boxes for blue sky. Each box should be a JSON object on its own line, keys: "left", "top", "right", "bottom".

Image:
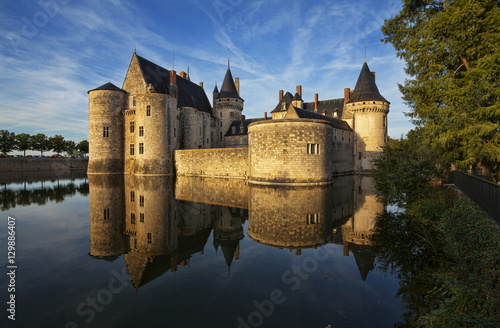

{"left": 1, "top": 0, "right": 412, "bottom": 143}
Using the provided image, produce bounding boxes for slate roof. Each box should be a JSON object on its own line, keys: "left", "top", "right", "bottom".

{"left": 271, "top": 91, "right": 294, "bottom": 113}
{"left": 303, "top": 98, "right": 345, "bottom": 118}
{"left": 225, "top": 117, "right": 268, "bottom": 136}
{"left": 87, "top": 82, "right": 126, "bottom": 93}
{"left": 217, "top": 67, "right": 242, "bottom": 99}
{"left": 287, "top": 106, "right": 352, "bottom": 131}
{"left": 347, "top": 61, "right": 388, "bottom": 104}
{"left": 135, "top": 54, "right": 213, "bottom": 115}
{"left": 292, "top": 92, "right": 302, "bottom": 101}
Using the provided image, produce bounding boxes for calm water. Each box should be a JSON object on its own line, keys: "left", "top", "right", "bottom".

{"left": 1, "top": 173, "right": 404, "bottom": 328}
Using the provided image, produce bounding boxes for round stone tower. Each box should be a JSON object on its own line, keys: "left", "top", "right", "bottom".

{"left": 345, "top": 62, "right": 390, "bottom": 172}
{"left": 213, "top": 64, "right": 244, "bottom": 146}
{"left": 88, "top": 82, "right": 127, "bottom": 173}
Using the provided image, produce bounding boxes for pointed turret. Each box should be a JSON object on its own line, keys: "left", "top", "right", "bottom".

{"left": 217, "top": 67, "right": 242, "bottom": 99}
{"left": 347, "top": 62, "right": 388, "bottom": 104}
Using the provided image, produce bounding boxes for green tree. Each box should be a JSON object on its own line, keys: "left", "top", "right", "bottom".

{"left": 0, "top": 130, "right": 16, "bottom": 155}
{"left": 65, "top": 140, "right": 76, "bottom": 157}
{"left": 31, "top": 133, "right": 50, "bottom": 156}
{"left": 49, "top": 135, "right": 66, "bottom": 155}
{"left": 382, "top": 0, "right": 500, "bottom": 178}
{"left": 15, "top": 133, "right": 32, "bottom": 156}
{"left": 77, "top": 140, "right": 89, "bottom": 156}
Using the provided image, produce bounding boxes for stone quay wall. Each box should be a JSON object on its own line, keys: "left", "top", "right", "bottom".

{"left": 0, "top": 158, "right": 88, "bottom": 174}
{"left": 174, "top": 147, "right": 249, "bottom": 179}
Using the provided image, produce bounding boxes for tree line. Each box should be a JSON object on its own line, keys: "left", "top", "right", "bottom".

{"left": 0, "top": 130, "right": 88, "bottom": 157}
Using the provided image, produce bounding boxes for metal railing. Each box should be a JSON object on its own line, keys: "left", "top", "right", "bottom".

{"left": 454, "top": 171, "right": 500, "bottom": 224}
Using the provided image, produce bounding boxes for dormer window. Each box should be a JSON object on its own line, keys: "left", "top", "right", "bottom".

{"left": 240, "top": 126, "right": 244, "bottom": 133}
{"left": 232, "top": 126, "right": 236, "bottom": 134}
{"left": 282, "top": 103, "right": 286, "bottom": 110}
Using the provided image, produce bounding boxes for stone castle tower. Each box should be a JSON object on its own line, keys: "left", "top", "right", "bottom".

{"left": 344, "top": 62, "right": 390, "bottom": 172}
{"left": 213, "top": 63, "right": 244, "bottom": 147}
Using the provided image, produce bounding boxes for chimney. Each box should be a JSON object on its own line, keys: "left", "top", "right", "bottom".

{"left": 314, "top": 93, "right": 318, "bottom": 110}
{"left": 279, "top": 90, "right": 283, "bottom": 101}
{"left": 371, "top": 72, "right": 376, "bottom": 81}
{"left": 264, "top": 112, "right": 267, "bottom": 120}
{"left": 199, "top": 82, "right": 204, "bottom": 88}
{"left": 344, "top": 88, "right": 350, "bottom": 104}
{"left": 240, "top": 115, "right": 245, "bottom": 123}
{"left": 296, "top": 85, "right": 302, "bottom": 97}
{"left": 179, "top": 71, "right": 187, "bottom": 79}
{"left": 235, "top": 77, "right": 239, "bottom": 94}
{"left": 170, "top": 70, "right": 177, "bottom": 85}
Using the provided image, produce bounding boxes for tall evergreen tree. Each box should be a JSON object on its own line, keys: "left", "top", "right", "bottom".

{"left": 382, "top": 0, "right": 500, "bottom": 176}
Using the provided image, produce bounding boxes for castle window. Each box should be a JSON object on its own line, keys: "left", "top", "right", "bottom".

{"left": 232, "top": 126, "right": 236, "bottom": 134}
{"left": 103, "top": 208, "right": 109, "bottom": 220}
{"left": 220, "top": 122, "right": 222, "bottom": 127}
{"left": 207, "top": 138, "right": 209, "bottom": 144}
{"left": 282, "top": 103, "right": 286, "bottom": 110}
{"left": 130, "top": 144, "right": 134, "bottom": 155}
{"left": 240, "top": 126, "right": 244, "bottom": 133}
{"left": 220, "top": 112, "right": 222, "bottom": 117}
{"left": 131, "top": 191, "right": 135, "bottom": 202}
{"left": 130, "top": 121, "right": 134, "bottom": 133}
{"left": 334, "top": 129, "right": 337, "bottom": 140}
{"left": 147, "top": 232, "right": 152, "bottom": 244}
{"left": 358, "top": 152, "right": 362, "bottom": 160}
{"left": 140, "top": 213, "right": 144, "bottom": 223}
{"left": 383, "top": 115, "right": 387, "bottom": 127}
{"left": 103, "top": 127, "right": 109, "bottom": 138}
{"left": 307, "top": 144, "right": 320, "bottom": 155}
{"left": 146, "top": 105, "right": 151, "bottom": 116}
{"left": 139, "top": 195, "right": 144, "bottom": 207}
{"left": 139, "top": 126, "right": 144, "bottom": 137}
{"left": 307, "top": 213, "right": 320, "bottom": 225}
{"left": 139, "top": 143, "right": 144, "bottom": 154}
{"left": 133, "top": 239, "right": 137, "bottom": 249}
{"left": 342, "top": 131, "right": 344, "bottom": 141}
{"left": 131, "top": 213, "right": 136, "bottom": 225}
{"left": 230, "top": 112, "right": 234, "bottom": 118}
{"left": 133, "top": 96, "right": 136, "bottom": 107}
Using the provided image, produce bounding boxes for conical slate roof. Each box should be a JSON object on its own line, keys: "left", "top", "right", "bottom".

{"left": 292, "top": 92, "right": 302, "bottom": 101}
{"left": 88, "top": 82, "right": 126, "bottom": 94}
{"left": 217, "top": 67, "right": 241, "bottom": 99}
{"left": 213, "top": 83, "right": 219, "bottom": 94}
{"left": 347, "top": 62, "right": 388, "bottom": 104}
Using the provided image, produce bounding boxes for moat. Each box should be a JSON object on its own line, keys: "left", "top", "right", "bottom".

{"left": 0, "top": 173, "right": 405, "bottom": 328}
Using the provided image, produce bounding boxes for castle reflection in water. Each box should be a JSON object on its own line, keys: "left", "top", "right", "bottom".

{"left": 89, "top": 175, "right": 383, "bottom": 289}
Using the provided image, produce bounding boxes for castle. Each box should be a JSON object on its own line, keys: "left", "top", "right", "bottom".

{"left": 88, "top": 51, "right": 389, "bottom": 185}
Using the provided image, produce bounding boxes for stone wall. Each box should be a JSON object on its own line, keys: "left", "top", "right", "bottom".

{"left": 174, "top": 147, "right": 249, "bottom": 179}
{"left": 0, "top": 158, "right": 88, "bottom": 174}
{"left": 248, "top": 119, "right": 353, "bottom": 185}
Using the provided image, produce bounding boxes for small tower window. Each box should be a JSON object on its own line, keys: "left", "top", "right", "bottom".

{"left": 130, "top": 121, "right": 134, "bottom": 133}
{"left": 139, "top": 195, "right": 144, "bottom": 207}
{"left": 383, "top": 115, "right": 387, "bottom": 127}
{"left": 103, "top": 127, "right": 109, "bottom": 137}
{"left": 103, "top": 209, "right": 109, "bottom": 220}
{"left": 131, "top": 213, "right": 136, "bottom": 225}
{"left": 220, "top": 112, "right": 222, "bottom": 117}
{"left": 130, "top": 191, "right": 135, "bottom": 202}
{"left": 130, "top": 144, "right": 134, "bottom": 155}
{"left": 139, "top": 126, "right": 144, "bottom": 137}
{"left": 230, "top": 112, "right": 235, "bottom": 118}
{"left": 146, "top": 105, "right": 151, "bottom": 116}
{"left": 140, "top": 213, "right": 144, "bottom": 223}
{"left": 139, "top": 143, "right": 144, "bottom": 154}
{"left": 307, "top": 144, "right": 320, "bottom": 154}
{"left": 147, "top": 232, "right": 152, "bottom": 244}
{"left": 132, "top": 96, "right": 136, "bottom": 107}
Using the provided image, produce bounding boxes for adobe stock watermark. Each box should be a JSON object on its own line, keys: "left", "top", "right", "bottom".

{"left": 7, "top": 0, "right": 72, "bottom": 54}
{"left": 64, "top": 266, "right": 130, "bottom": 328}
{"left": 236, "top": 246, "right": 336, "bottom": 328}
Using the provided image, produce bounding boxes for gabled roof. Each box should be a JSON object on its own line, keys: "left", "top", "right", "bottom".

{"left": 224, "top": 117, "right": 268, "bottom": 136}
{"left": 134, "top": 54, "right": 213, "bottom": 115}
{"left": 347, "top": 62, "right": 388, "bottom": 104}
{"left": 87, "top": 82, "right": 126, "bottom": 94}
{"left": 292, "top": 92, "right": 302, "bottom": 101}
{"left": 217, "top": 67, "right": 242, "bottom": 99}
{"left": 271, "top": 91, "right": 294, "bottom": 113}
{"left": 303, "top": 98, "right": 345, "bottom": 118}
{"left": 285, "top": 105, "right": 352, "bottom": 131}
